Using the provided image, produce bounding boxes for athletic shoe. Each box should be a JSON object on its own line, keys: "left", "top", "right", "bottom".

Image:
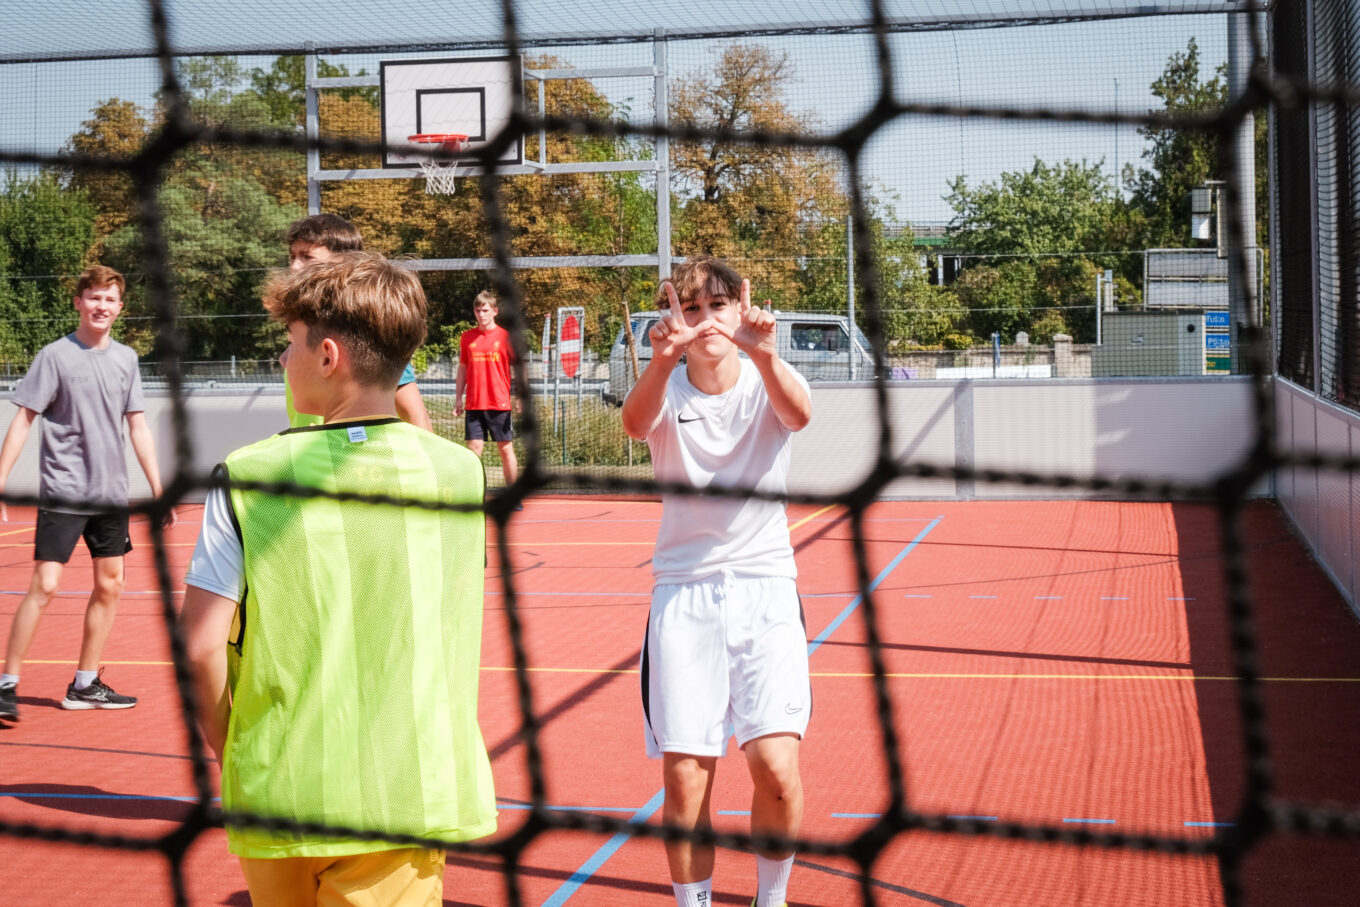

{"left": 60, "top": 670, "right": 137, "bottom": 711}
{"left": 0, "top": 683, "right": 17, "bottom": 723}
{"left": 750, "top": 901, "right": 788, "bottom": 907}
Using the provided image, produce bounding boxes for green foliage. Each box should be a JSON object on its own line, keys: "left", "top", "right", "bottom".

{"left": 947, "top": 159, "right": 1119, "bottom": 256}
{"left": 0, "top": 171, "right": 97, "bottom": 365}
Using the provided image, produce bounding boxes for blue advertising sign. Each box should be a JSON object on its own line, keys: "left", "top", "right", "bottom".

{"left": 1205, "top": 310, "right": 1231, "bottom": 330}
{"left": 1206, "top": 333, "right": 1231, "bottom": 351}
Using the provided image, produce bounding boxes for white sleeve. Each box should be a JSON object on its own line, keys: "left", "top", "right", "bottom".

{"left": 183, "top": 486, "right": 245, "bottom": 602}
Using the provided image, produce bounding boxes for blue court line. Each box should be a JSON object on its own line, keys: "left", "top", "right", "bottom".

{"left": 1167, "top": 597, "right": 1197, "bottom": 601}
{"left": 0, "top": 792, "right": 206, "bottom": 802}
{"left": 947, "top": 815, "right": 999, "bottom": 822}
{"left": 544, "top": 517, "right": 944, "bottom": 904}
{"left": 1185, "top": 821, "right": 1236, "bottom": 828}
{"left": 1101, "top": 596, "right": 1129, "bottom": 600}
{"left": 969, "top": 595, "right": 997, "bottom": 599}
{"left": 806, "top": 517, "right": 943, "bottom": 657}
{"left": 717, "top": 809, "right": 751, "bottom": 816}
{"left": 1063, "top": 818, "right": 1116, "bottom": 824}
{"left": 541, "top": 789, "right": 666, "bottom": 907}
{"left": 832, "top": 812, "right": 883, "bottom": 819}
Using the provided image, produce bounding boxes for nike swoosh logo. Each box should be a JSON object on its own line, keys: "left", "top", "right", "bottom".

{"left": 678, "top": 415, "right": 703, "bottom": 423}
{"left": 785, "top": 704, "right": 803, "bottom": 714}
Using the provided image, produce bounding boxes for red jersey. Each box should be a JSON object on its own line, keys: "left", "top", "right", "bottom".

{"left": 459, "top": 325, "right": 515, "bottom": 411}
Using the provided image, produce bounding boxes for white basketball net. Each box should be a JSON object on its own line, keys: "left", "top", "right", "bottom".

{"left": 419, "top": 158, "right": 459, "bottom": 195}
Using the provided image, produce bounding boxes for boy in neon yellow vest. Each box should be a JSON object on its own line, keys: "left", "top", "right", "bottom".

{"left": 180, "top": 251, "right": 495, "bottom": 905}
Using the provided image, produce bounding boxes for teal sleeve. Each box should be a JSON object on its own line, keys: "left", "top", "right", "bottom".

{"left": 398, "top": 362, "right": 416, "bottom": 387}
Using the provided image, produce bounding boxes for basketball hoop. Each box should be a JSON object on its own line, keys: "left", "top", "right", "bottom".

{"left": 408, "top": 134, "right": 470, "bottom": 195}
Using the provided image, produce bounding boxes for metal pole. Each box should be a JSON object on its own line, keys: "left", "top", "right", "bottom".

{"left": 305, "top": 46, "right": 320, "bottom": 215}
{"left": 1095, "top": 270, "right": 1102, "bottom": 346}
{"left": 846, "top": 214, "right": 856, "bottom": 379}
{"left": 1226, "top": 12, "right": 1259, "bottom": 374}
{"left": 655, "top": 31, "right": 671, "bottom": 280}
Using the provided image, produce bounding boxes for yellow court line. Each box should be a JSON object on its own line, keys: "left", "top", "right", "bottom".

{"left": 789, "top": 503, "right": 839, "bottom": 533}
{"left": 25, "top": 659, "right": 1360, "bottom": 683}
{"left": 0, "top": 525, "right": 35, "bottom": 537}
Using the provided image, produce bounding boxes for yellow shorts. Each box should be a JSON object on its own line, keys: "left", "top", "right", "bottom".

{"left": 239, "top": 847, "right": 444, "bottom": 907}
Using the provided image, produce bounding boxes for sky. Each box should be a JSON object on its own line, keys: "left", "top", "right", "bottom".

{"left": 0, "top": 6, "right": 1245, "bottom": 225}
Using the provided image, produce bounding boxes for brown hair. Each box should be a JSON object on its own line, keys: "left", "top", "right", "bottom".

{"left": 263, "top": 252, "right": 426, "bottom": 387}
{"left": 472, "top": 290, "right": 498, "bottom": 311}
{"left": 653, "top": 256, "right": 742, "bottom": 309}
{"left": 285, "top": 214, "right": 364, "bottom": 254}
{"left": 75, "top": 265, "right": 126, "bottom": 298}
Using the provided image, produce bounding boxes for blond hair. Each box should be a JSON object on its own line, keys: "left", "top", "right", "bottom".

{"left": 472, "top": 290, "right": 498, "bottom": 311}
{"left": 264, "top": 252, "right": 426, "bottom": 387}
{"left": 654, "top": 256, "right": 742, "bottom": 309}
{"left": 75, "top": 265, "right": 126, "bottom": 298}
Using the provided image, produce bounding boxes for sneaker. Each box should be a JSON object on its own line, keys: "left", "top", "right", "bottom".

{"left": 61, "top": 670, "right": 137, "bottom": 711}
{"left": 750, "top": 902, "right": 788, "bottom": 907}
{"left": 0, "top": 683, "right": 17, "bottom": 723}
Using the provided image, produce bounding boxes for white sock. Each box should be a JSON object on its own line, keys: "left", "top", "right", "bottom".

{"left": 755, "top": 853, "right": 794, "bottom": 906}
{"left": 671, "top": 878, "right": 712, "bottom": 907}
{"left": 74, "top": 670, "right": 99, "bottom": 690}
{"left": 0, "top": 673, "right": 17, "bottom": 688}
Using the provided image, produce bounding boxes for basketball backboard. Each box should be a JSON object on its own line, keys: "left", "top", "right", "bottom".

{"left": 380, "top": 55, "right": 523, "bottom": 167}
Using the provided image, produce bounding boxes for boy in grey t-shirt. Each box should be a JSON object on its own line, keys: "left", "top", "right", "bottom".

{"left": 0, "top": 265, "right": 175, "bottom": 725}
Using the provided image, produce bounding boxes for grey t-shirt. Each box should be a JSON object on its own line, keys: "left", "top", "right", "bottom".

{"left": 14, "top": 334, "right": 145, "bottom": 513}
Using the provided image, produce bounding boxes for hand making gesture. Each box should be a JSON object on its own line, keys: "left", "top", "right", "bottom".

{"left": 649, "top": 282, "right": 712, "bottom": 360}
{"left": 715, "top": 279, "right": 778, "bottom": 361}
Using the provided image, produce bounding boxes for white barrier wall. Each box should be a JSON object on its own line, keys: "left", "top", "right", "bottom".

{"left": 1275, "top": 378, "right": 1360, "bottom": 612}
{"left": 0, "top": 378, "right": 1263, "bottom": 506}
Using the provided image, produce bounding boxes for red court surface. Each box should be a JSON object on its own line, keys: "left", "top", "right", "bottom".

{"left": 2, "top": 498, "right": 1359, "bottom": 906}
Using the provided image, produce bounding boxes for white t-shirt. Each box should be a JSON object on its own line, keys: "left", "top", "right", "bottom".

{"left": 645, "top": 358, "right": 807, "bottom": 584}
{"left": 184, "top": 486, "right": 246, "bottom": 602}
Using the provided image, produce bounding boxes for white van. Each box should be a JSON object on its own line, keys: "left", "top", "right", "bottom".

{"left": 607, "top": 310, "right": 873, "bottom": 403}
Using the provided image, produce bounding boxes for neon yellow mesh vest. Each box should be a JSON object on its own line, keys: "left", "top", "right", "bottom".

{"left": 222, "top": 419, "right": 496, "bottom": 858}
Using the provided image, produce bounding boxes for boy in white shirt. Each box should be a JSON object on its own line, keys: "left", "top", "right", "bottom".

{"left": 621, "top": 257, "right": 812, "bottom": 907}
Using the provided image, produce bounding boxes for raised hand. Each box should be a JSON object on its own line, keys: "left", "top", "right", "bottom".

{"left": 723, "top": 279, "right": 778, "bottom": 360}
{"left": 649, "top": 282, "right": 712, "bottom": 360}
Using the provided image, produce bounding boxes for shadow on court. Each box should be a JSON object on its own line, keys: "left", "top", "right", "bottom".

{"left": 0, "top": 782, "right": 193, "bottom": 821}
{"left": 1179, "top": 500, "right": 1360, "bottom": 907}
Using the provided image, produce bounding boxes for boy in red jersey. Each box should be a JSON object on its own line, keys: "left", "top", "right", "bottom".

{"left": 455, "top": 291, "right": 519, "bottom": 490}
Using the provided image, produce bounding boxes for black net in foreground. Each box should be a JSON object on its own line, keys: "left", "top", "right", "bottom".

{"left": 2, "top": 2, "right": 1360, "bottom": 906}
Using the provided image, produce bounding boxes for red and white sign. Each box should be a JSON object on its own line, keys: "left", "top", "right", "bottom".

{"left": 558, "top": 309, "right": 582, "bottom": 378}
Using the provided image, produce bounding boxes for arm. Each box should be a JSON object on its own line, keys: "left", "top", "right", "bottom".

{"left": 126, "top": 411, "right": 177, "bottom": 527}
{"left": 395, "top": 382, "right": 433, "bottom": 431}
{"left": 718, "top": 279, "right": 812, "bottom": 431}
{"left": 620, "top": 284, "right": 712, "bottom": 440}
{"left": 454, "top": 361, "right": 467, "bottom": 417}
{"left": 0, "top": 406, "right": 37, "bottom": 522}
{"left": 180, "top": 584, "right": 238, "bottom": 764}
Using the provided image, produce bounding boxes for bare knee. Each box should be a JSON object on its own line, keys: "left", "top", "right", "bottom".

{"left": 93, "top": 562, "right": 125, "bottom": 600}
{"left": 664, "top": 757, "right": 715, "bottom": 811}
{"left": 746, "top": 740, "right": 802, "bottom": 801}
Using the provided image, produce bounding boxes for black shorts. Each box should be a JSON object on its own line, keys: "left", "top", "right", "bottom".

{"left": 34, "top": 510, "right": 132, "bottom": 564}
{"left": 465, "top": 409, "right": 514, "bottom": 442}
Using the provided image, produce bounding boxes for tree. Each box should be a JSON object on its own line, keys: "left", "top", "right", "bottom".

{"left": 0, "top": 172, "right": 97, "bottom": 365}
{"left": 670, "top": 44, "right": 846, "bottom": 303}
{"left": 946, "top": 158, "right": 1120, "bottom": 257}
{"left": 65, "top": 99, "right": 152, "bottom": 237}
{"left": 1125, "top": 37, "right": 1269, "bottom": 249}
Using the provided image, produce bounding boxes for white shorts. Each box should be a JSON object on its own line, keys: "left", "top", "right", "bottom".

{"left": 641, "top": 572, "right": 811, "bottom": 759}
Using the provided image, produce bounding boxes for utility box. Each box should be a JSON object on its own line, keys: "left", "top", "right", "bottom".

{"left": 1091, "top": 310, "right": 1207, "bottom": 377}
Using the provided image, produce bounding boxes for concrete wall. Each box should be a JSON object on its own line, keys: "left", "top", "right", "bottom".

{"left": 1, "top": 378, "right": 1263, "bottom": 506}
{"left": 1275, "top": 378, "right": 1360, "bottom": 613}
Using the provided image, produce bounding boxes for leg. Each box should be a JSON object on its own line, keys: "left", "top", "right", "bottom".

{"left": 466, "top": 438, "right": 485, "bottom": 458}
{"left": 744, "top": 733, "right": 803, "bottom": 857}
{"left": 76, "top": 556, "right": 125, "bottom": 672}
{"left": 662, "top": 752, "right": 718, "bottom": 884}
{"left": 3, "top": 561, "right": 65, "bottom": 675}
{"left": 496, "top": 439, "right": 518, "bottom": 485}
